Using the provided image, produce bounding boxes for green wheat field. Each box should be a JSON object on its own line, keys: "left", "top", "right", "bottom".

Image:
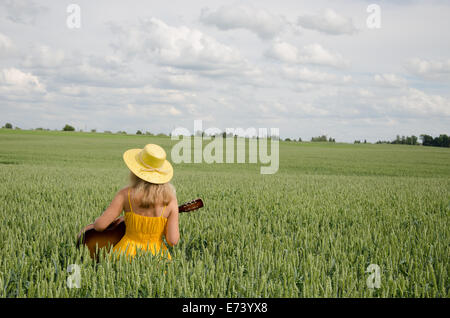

{"left": 0, "top": 128, "right": 449, "bottom": 297}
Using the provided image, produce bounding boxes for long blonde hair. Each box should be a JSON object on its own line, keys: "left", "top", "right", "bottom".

{"left": 129, "top": 172, "right": 176, "bottom": 208}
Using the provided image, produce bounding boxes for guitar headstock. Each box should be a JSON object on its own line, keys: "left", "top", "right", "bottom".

{"left": 178, "top": 198, "right": 204, "bottom": 213}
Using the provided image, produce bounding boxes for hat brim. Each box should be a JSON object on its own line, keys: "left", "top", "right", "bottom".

{"left": 123, "top": 149, "right": 173, "bottom": 184}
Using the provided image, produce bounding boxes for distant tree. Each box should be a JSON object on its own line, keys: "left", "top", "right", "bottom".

{"left": 311, "top": 135, "right": 334, "bottom": 142}
{"left": 298, "top": 137, "right": 302, "bottom": 142}
{"left": 311, "top": 135, "right": 328, "bottom": 142}
{"left": 442, "top": 134, "right": 449, "bottom": 147}
{"left": 104, "top": 130, "right": 112, "bottom": 134}
{"left": 386, "top": 134, "right": 448, "bottom": 147}
{"left": 434, "top": 134, "right": 449, "bottom": 147}
{"left": 379, "top": 134, "right": 417, "bottom": 145}
{"left": 136, "top": 130, "right": 142, "bottom": 135}
{"left": 285, "top": 138, "right": 291, "bottom": 142}
{"left": 392, "top": 135, "right": 401, "bottom": 144}
{"left": 420, "top": 134, "right": 433, "bottom": 146}
{"left": 4, "top": 123, "right": 13, "bottom": 129}
{"left": 145, "top": 131, "right": 153, "bottom": 136}
{"left": 354, "top": 140, "right": 361, "bottom": 144}
{"left": 63, "top": 124, "right": 75, "bottom": 131}
{"left": 157, "top": 133, "right": 167, "bottom": 137}
{"left": 364, "top": 139, "right": 367, "bottom": 144}
{"left": 91, "top": 129, "right": 97, "bottom": 133}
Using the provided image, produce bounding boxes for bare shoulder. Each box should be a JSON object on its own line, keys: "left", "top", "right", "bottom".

{"left": 115, "top": 186, "right": 129, "bottom": 198}
{"left": 114, "top": 186, "right": 129, "bottom": 204}
{"left": 167, "top": 195, "right": 179, "bottom": 217}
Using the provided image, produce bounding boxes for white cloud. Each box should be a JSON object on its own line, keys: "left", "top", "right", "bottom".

{"left": 58, "top": 85, "right": 93, "bottom": 97}
{"left": 0, "top": 0, "right": 47, "bottom": 25}
{"left": 265, "top": 41, "right": 298, "bottom": 63}
{"left": 125, "top": 103, "right": 182, "bottom": 118}
{"left": 296, "top": 103, "right": 330, "bottom": 116}
{"left": 0, "top": 68, "right": 45, "bottom": 93}
{"left": 297, "top": 9, "right": 357, "bottom": 35}
{"left": 406, "top": 57, "right": 450, "bottom": 80}
{"left": 22, "top": 47, "right": 143, "bottom": 89}
{"left": 281, "top": 66, "right": 337, "bottom": 83}
{"left": 358, "top": 89, "right": 374, "bottom": 98}
{"left": 23, "top": 45, "right": 65, "bottom": 68}
{"left": 266, "top": 41, "right": 348, "bottom": 68}
{"left": 168, "top": 106, "right": 181, "bottom": 116}
{"left": 111, "top": 18, "right": 245, "bottom": 72}
{"left": 258, "top": 100, "right": 330, "bottom": 118}
{"left": 199, "top": 4, "right": 286, "bottom": 39}
{"left": 155, "top": 69, "right": 201, "bottom": 90}
{"left": 0, "top": 33, "right": 14, "bottom": 56}
{"left": 112, "top": 86, "right": 197, "bottom": 106}
{"left": 388, "top": 88, "right": 450, "bottom": 116}
{"left": 374, "top": 73, "right": 407, "bottom": 88}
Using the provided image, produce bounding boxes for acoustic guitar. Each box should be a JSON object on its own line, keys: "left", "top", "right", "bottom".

{"left": 76, "top": 198, "right": 203, "bottom": 260}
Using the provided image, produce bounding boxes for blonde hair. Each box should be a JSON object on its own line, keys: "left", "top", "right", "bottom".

{"left": 129, "top": 172, "right": 176, "bottom": 208}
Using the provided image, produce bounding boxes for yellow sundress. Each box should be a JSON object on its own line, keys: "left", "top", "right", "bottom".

{"left": 113, "top": 188, "right": 171, "bottom": 260}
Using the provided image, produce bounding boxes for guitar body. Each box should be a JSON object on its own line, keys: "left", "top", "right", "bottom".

{"left": 77, "top": 198, "right": 203, "bottom": 260}
{"left": 76, "top": 217, "right": 126, "bottom": 260}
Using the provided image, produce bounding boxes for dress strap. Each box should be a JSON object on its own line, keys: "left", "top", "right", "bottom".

{"left": 160, "top": 205, "right": 167, "bottom": 218}
{"left": 127, "top": 188, "right": 134, "bottom": 213}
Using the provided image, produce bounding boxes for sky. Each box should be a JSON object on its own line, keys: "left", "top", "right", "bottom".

{"left": 0, "top": 0, "right": 449, "bottom": 142}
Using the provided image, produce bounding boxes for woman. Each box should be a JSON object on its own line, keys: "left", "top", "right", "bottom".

{"left": 93, "top": 144, "right": 179, "bottom": 259}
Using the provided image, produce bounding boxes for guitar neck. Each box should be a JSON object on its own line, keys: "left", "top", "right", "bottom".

{"left": 178, "top": 198, "right": 203, "bottom": 213}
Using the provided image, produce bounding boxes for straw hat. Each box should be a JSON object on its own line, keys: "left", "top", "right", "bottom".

{"left": 123, "top": 144, "right": 173, "bottom": 184}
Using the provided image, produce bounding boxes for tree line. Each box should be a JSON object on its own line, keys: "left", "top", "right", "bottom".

{"left": 419, "top": 134, "right": 450, "bottom": 148}
{"left": 2, "top": 122, "right": 449, "bottom": 147}
{"left": 376, "top": 134, "right": 449, "bottom": 148}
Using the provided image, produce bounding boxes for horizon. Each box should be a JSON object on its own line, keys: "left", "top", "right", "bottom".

{"left": 2, "top": 124, "right": 447, "bottom": 145}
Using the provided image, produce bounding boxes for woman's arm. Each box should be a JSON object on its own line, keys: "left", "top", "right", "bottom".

{"left": 165, "top": 196, "right": 180, "bottom": 246}
{"left": 93, "top": 188, "right": 125, "bottom": 232}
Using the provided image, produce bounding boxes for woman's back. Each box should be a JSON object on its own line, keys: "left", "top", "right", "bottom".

{"left": 126, "top": 187, "right": 169, "bottom": 218}
{"left": 112, "top": 187, "right": 176, "bottom": 259}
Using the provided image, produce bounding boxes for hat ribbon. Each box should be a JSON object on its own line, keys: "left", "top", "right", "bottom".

{"left": 138, "top": 152, "right": 169, "bottom": 174}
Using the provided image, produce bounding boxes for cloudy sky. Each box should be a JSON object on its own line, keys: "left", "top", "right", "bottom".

{"left": 1, "top": 0, "right": 449, "bottom": 142}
